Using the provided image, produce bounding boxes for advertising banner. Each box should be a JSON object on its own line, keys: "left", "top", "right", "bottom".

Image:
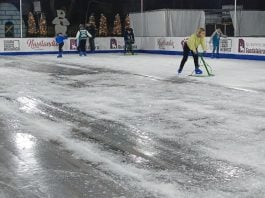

{"left": 142, "top": 37, "right": 185, "bottom": 51}
{"left": 237, "top": 38, "right": 265, "bottom": 56}
{"left": 0, "top": 37, "right": 139, "bottom": 53}
{"left": 0, "top": 37, "right": 265, "bottom": 60}
{"left": 4, "top": 40, "right": 20, "bottom": 51}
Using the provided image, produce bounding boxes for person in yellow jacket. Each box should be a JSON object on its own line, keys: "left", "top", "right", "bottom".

{"left": 178, "top": 28, "right": 207, "bottom": 75}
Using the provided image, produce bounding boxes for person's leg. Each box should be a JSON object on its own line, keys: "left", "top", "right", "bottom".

{"left": 216, "top": 44, "right": 220, "bottom": 58}
{"left": 178, "top": 43, "right": 190, "bottom": 73}
{"left": 91, "top": 39, "right": 95, "bottom": 52}
{"left": 131, "top": 41, "right": 134, "bottom": 55}
{"left": 124, "top": 41, "right": 128, "bottom": 54}
{"left": 83, "top": 40, "right": 87, "bottom": 56}
{"left": 191, "top": 50, "right": 202, "bottom": 74}
{"left": 58, "top": 43, "right": 63, "bottom": 58}
{"left": 89, "top": 38, "right": 94, "bottom": 52}
{"left": 128, "top": 42, "right": 133, "bottom": 54}
{"left": 191, "top": 51, "right": 199, "bottom": 70}
{"left": 212, "top": 45, "right": 216, "bottom": 58}
{"left": 79, "top": 40, "right": 86, "bottom": 56}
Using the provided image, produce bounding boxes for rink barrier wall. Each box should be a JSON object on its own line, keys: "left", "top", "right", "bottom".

{"left": 1, "top": 50, "right": 265, "bottom": 61}
{"left": 138, "top": 50, "right": 265, "bottom": 61}
{"left": 0, "top": 37, "right": 265, "bottom": 61}
{"left": 0, "top": 50, "right": 125, "bottom": 56}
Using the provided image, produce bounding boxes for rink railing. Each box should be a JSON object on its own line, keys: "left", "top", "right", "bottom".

{"left": 0, "top": 37, "right": 265, "bottom": 61}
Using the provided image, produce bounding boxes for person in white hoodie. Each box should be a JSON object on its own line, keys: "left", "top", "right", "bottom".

{"left": 76, "top": 24, "right": 92, "bottom": 56}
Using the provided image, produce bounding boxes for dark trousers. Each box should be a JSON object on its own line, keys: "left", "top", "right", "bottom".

{"left": 124, "top": 41, "right": 133, "bottom": 53}
{"left": 58, "top": 43, "right": 64, "bottom": 53}
{"left": 89, "top": 38, "right": 95, "bottom": 52}
{"left": 179, "top": 43, "right": 199, "bottom": 72}
{"left": 79, "top": 39, "right": 87, "bottom": 52}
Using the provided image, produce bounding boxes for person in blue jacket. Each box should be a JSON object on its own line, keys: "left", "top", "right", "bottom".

{"left": 209, "top": 28, "right": 226, "bottom": 58}
{"left": 55, "top": 33, "right": 67, "bottom": 58}
{"left": 124, "top": 27, "right": 135, "bottom": 55}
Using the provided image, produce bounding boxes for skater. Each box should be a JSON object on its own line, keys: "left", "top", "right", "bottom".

{"left": 75, "top": 24, "right": 92, "bottom": 56}
{"left": 86, "top": 23, "right": 97, "bottom": 52}
{"left": 209, "top": 28, "right": 226, "bottom": 58}
{"left": 55, "top": 33, "right": 67, "bottom": 58}
{"left": 178, "top": 28, "right": 207, "bottom": 75}
{"left": 124, "top": 27, "right": 135, "bottom": 55}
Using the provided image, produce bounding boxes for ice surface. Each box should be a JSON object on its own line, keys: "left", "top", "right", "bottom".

{"left": 0, "top": 54, "right": 265, "bottom": 198}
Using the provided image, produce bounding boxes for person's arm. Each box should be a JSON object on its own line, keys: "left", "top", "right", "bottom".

{"left": 86, "top": 30, "right": 92, "bottom": 38}
{"left": 201, "top": 37, "right": 207, "bottom": 52}
{"left": 75, "top": 31, "right": 80, "bottom": 40}
{"left": 219, "top": 30, "right": 227, "bottom": 38}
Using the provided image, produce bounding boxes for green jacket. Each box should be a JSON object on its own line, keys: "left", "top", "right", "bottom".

{"left": 187, "top": 33, "right": 207, "bottom": 53}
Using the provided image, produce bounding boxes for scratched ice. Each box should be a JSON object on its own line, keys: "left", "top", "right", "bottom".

{"left": 0, "top": 54, "right": 265, "bottom": 198}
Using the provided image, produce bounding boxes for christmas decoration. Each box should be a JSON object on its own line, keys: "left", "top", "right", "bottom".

{"left": 52, "top": 9, "right": 70, "bottom": 36}
{"left": 27, "top": 12, "right": 37, "bottom": 36}
{"left": 99, "top": 13, "right": 108, "bottom": 37}
{"left": 112, "top": 14, "right": 122, "bottom": 36}
{"left": 39, "top": 13, "right": 47, "bottom": 37}
{"left": 124, "top": 14, "right": 131, "bottom": 30}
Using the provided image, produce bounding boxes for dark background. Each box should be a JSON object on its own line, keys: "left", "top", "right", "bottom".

{"left": 1, "top": 0, "right": 264, "bottom": 24}
{"left": 1, "top": 0, "right": 264, "bottom": 36}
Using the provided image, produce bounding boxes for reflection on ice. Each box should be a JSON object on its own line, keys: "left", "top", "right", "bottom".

{"left": 17, "top": 96, "right": 47, "bottom": 116}
{"left": 131, "top": 126, "right": 157, "bottom": 157}
{"left": 130, "top": 154, "right": 148, "bottom": 164}
{"left": 15, "top": 133, "right": 35, "bottom": 150}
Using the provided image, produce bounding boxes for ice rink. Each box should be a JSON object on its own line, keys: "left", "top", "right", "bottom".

{"left": 0, "top": 53, "right": 265, "bottom": 198}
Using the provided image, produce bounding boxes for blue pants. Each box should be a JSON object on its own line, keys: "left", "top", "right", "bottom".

{"left": 212, "top": 43, "right": 220, "bottom": 57}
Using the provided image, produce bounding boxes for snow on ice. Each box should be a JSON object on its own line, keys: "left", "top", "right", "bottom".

{"left": 0, "top": 53, "right": 265, "bottom": 198}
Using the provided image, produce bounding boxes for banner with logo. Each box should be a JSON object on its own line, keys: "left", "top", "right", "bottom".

{"left": 3, "top": 40, "right": 20, "bottom": 51}
{"left": 0, "top": 37, "right": 265, "bottom": 59}
{"left": 142, "top": 37, "right": 184, "bottom": 51}
{"left": 142, "top": 37, "right": 236, "bottom": 54}
{"left": 237, "top": 38, "right": 265, "bottom": 56}
{"left": 0, "top": 38, "right": 59, "bottom": 52}
{"left": 0, "top": 37, "right": 140, "bottom": 53}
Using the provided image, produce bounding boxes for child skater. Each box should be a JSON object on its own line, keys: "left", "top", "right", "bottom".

{"left": 75, "top": 24, "right": 92, "bottom": 56}
{"left": 124, "top": 27, "right": 135, "bottom": 55}
{"left": 55, "top": 33, "right": 67, "bottom": 58}
{"left": 209, "top": 28, "right": 226, "bottom": 58}
{"left": 178, "top": 28, "right": 207, "bottom": 75}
